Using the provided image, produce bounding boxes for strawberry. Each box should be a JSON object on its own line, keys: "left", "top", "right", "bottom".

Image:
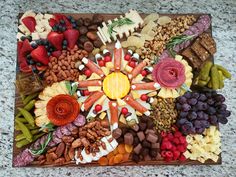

{"left": 47, "top": 31, "right": 64, "bottom": 51}
{"left": 20, "top": 39, "right": 33, "bottom": 56}
{"left": 31, "top": 46, "right": 49, "bottom": 65}
{"left": 63, "top": 29, "right": 79, "bottom": 49}
{"left": 54, "top": 14, "right": 72, "bottom": 28}
{"left": 49, "top": 18, "right": 57, "bottom": 27}
{"left": 51, "top": 50, "right": 62, "bottom": 58}
{"left": 20, "top": 62, "right": 32, "bottom": 73}
{"left": 36, "top": 65, "right": 47, "bottom": 71}
{"left": 21, "top": 16, "right": 36, "bottom": 32}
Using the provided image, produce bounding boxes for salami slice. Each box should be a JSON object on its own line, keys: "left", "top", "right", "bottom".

{"left": 183, "top": 30, "right": 194, "bottom": 36}
{"left": 189, "top": 26, "right": 201, "bottom": 36}
{"left": 194, "top": 22, "right": 205, "bottom": 34}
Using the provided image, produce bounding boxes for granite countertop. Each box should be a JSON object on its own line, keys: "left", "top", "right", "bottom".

{"left": 0, "top": 0, "right": 236, "bottom": 176}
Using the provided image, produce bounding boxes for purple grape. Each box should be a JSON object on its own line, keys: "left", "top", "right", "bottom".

{"left": 184, "top": 92, "right": 192, "bottom": 99}
{"left": 207, "top": 107, "right": 216, "bottom": 115}
{"left": 209, "top": 115, "right": 218, "bottom": 125}
{"left": 214, "top": 101, "right": 222, "bottom": 107}
{"left": 178, "top": 96, "right": 187, "bottom": 104}
{"left": 192, "top": 92, "right": 200, "bottom": 99}
{"left": 218, "top": 117, "right": 228, "bottom": 124}
{"left": 219, "top": 104, "right": 227, "bottom": 111}
{"left": 196, "top": 128, "right": 204, "bottom": 134}
{"left": 207, "top": 98, "right": 215, "bottom": 105}
{"left": 198, "top": 94, "right": 207, "bottom": 101}
{"left": 182, "top": 103, "right": 191, "bottom": 112}
{"left": 202, "top": 113, "right": 209, "bottom": 120}
{"left": 178, "top": 118, "right": 188, "bottom": 125}
{"left": 224, "top": 110, "right": 231, "bottom": 117}
{"left": 179, "top": 111, "right": 188, "bottom": 118}
{"left": 176, "top": 103, "right": 182, "bottom": 110}
{"left": 194, "top": 120, "right": 202, "bottom": 128}
{"left": 197, "top": 111, "right": 204, "bottom": 119}
{"left": 188, "top": 112, "right": 197, "bottom": 120}
{"left": 215, "top": 94, "right": 225, "bottom": 102}
{"left": 188, "top": 98, "right": 198, "bottom": 105}
{"left": 205, "top": 92, "right": 212, "bottom": 98}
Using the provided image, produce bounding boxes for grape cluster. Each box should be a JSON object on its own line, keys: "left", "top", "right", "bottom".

{"left": 176, "top": 91, "right": 231, "bottom": 135}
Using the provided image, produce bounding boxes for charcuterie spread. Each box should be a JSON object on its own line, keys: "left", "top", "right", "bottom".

{"left": 13, "top": 10, "right": 232, "bottom": 167}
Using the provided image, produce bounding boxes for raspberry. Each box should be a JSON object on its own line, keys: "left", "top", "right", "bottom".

{"left": 171, "top": 145, "right": 177, "bottom": 152}
{"left": 165, "top": 141, "right": 173, "bottom": 150}
{"left": 179, "top": 154, "right": 187, "bottom": 161}
{"left": 173, "top": 137, "right": 180, "bottom": 145}
{"left": 173, "top": 151, "right": 180, "bottom": 160}
{"left": 167, "top": 133, "right": 174, "bottom": 140}
{"left": 161, "top": 151, "right": 167, "bottom": 157}
{"left": 161, "top": 131, "right": 167, "bottom": 137}
{"left": 179, "top": 136, "right": 187, "bottom": 144}
{"left": 165, "top": 151, "right": 173, "bottom": 158}
{"left": 174, "top": 131, "right": 182, "bottom": 138}
{"left": 177, "top": 145, "right": 186, "bottom": 153}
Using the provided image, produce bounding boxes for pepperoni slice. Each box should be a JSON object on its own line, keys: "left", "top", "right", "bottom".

{"left": 46, "top": 94, "right": 80, "bottom": 126}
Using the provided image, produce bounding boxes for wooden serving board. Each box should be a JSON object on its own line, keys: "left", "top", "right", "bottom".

{"left": 13, "top": 13, "right": 221, "bottom": 167}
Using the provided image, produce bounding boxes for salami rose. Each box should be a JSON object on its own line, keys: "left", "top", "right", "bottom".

{"left": 152, "top": 58, "right": 186, "bottom": 89}
{"left": 46, "top": 94, "right": 80, "bottom": 126}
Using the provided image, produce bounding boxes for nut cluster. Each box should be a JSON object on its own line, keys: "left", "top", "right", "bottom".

{"left": 44, "top": 45, "right": 88, "bottom": 85}
{"left": 72, "top": 121, "right": 111, "bottom": 160}
{"left": 151, "top": 98, "right": 178, "bottom": 132}
{"left": 140, "top": 15, "right": 196, "bottom": 60}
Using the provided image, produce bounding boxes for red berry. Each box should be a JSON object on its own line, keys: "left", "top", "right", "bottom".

{"left": 174, "top": 131, "right": 182, "bottom": 138}
{"left": 179, "top": 154, "right": 186, "bottom": 161}
{"left": 141, "top": 70, "right": 148, "bottom": 76}
{"left": 104, "top": 55, "right": 112, "bottom": 62}
{"left": 165, "top": 151, "right": 173, "bottom": 158}
{"left": 162, "top": 137, "right": 169, "bottom": 142}
{"left": 173, "top": 151, "right": 180, "bottom": 160}
{"left": 171, "top": 145, "right": 177, "bottom": 152}
{"left": 165, "top": 141, "right": 173, "bottom": 150}
{"left": 179, "top": 136, "right": 186, "bottom": 144}
{"left": 95, "top": 104, "right": 102, "bottom": 112}
{"left": 140, "top": 94, "right": 148, "bottom": 101}
{"left": 161, "top": 131, "right": 167, "bottom": 137}
{"left": 84, "top": 69, "right": 92, "bottom": 77}
{"left": 83, "top": 90, "right": 90, "bottom": 96}
{"left": 177, "top": 145, "right": 186, "bottom": 153}
{"left": 173, "top": 137, "right": 180, "bottom": 145}
{"left": 121, "top": 107, "right": 128, "bottom": 115}
{"left": 167, "top": 133, "right": 174, "bottom": 141}
{"left": 161, "top": 151, "right": 167, "bottom": 157}
{"left": 128, "top": 61, "right": 136, "bottom": 68}
{"left": 124, "top": 54, "right": 131, "bottom": 61}
{"left": 98, "top": 60, "right": 105, "bottom": 67}
{"left": 165, "top": 157, "right": 172, "bottom": 162}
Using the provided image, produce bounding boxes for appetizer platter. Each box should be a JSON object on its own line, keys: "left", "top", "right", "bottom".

{"left": 13, "top": 10, "right": 232, "bottom": 167}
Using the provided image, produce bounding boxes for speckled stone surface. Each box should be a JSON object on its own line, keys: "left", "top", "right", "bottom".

{"left": 0, "top": 0, "right": 236, "bottom": 176}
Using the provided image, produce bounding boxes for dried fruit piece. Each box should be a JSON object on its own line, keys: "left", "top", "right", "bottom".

{"left": 98, "top": 157, "right": 108, "bottom": 166}
{"left": 117, "top": 144, "right": 126, "bottom": 154}
{"left": 46, "top": 94, "right": 80, "bottom": 126}
{"left": 158, "top": 16, "right": 171, "bottom": 26}
{"left": 108, "top": 156, "right": 115, "bottom": 165}
{"left": 125, "top": 144, "right": 133, "bottom": 153}
{"left": 114, "top": 154, "right": 123, "bottom": 164}
{"left": 122, "top": 153, "right": 130, "bottom": 162}
{"left": 143, "top": 13, "right": 159, "bottom": 25}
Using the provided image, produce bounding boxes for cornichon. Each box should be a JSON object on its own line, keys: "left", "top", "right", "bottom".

{"left": 215, "top": 64, "right": 232, "bottom": 79}
{"left": 199, "top": 61, "right": 213, "bottom": 81}
{"left": 16, "top": 99, "right": 36, "bottom": 118}
{"left": 15, "top": 129, "right": 40, "bottom": 141}
{"left": 15, "top": 132, "right": 45, "bottom": 149}
{"left": 18, "top": 108, "right": 35, "bottom": 127}
{"left": 211, "top": 66, "right": 220, "bottom": 90}
{"left": 15, "top": 117, "right": 28, "bottom": 123}
{"left": 218, "top": 70, "right": 224, "bottom": 89}
{"left": 15, "top": 119, "right": 32, "bottom": 142}
{"left": 23, "top": 92, "right": 39, "bottom": 105}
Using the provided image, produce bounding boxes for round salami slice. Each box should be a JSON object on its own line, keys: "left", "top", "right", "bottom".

{"left": 194, "top": 22, "right": 205, "bottom": 34}
{"left": 183, "top": 30, "right": 194, "bottom": 36}
{"left": 189, "top": 26, "right": 201, "bottom": 36}
{"left": 183, "top": 40, "right": 191, "bottom": 49}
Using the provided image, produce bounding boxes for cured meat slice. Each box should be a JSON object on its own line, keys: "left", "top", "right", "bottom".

{"left": 109, "top": 101, "right": 119, "bottom": 131}
{"left": 77, "top": 80, "right": 102, "bottom": 88}
{"left": 82, "top": 57, "right": 104, "bottom": 77}
{"left": 129, "top": 59, "right": 148, "bottom": 79}
{"left": 114, "top": 41, "right": 122, "bottom": 71}
{"left": 194, "top": 22, "right": 205, "bottom": 34}
{"left": 131, "top": 82, "right": 160, "bottom": 90}
{"left": 189, "top": 26, "right": 200, "bottom": 36}
{"left": 124, "top": 95, "right": 150, "bottom": 116}
{"left": 82, "top": 91, "right": 104, "bottom": 111}
{"left": 46, "top": 94, "right": 80, "bottom": 126}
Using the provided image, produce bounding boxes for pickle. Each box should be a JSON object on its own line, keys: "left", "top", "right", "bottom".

{"left": 15, "top": 129, "right": 40, "bottom": 141}
{"left": 210, "top": 66, "right": 220, "bottom": 90}
{"left": 16, "top": 139, "right": 31, "bottom": 148}
{"left": 15, "top": 119, "right": 33, "bottom": 142}
{"left": 16, "top": 99, "right": 36, "bottom": 118}
{"left": 199, "top": 61, "right": 213, "bottom": 81}
{"left": 218, "top": 70, "right": 224, "bottom": 89}
{"left": 23, "top": 92, "right": 39, "bottom": 105}
{"left": 208, "top": 79, "right": 212, "bottom": 88}
{"left": 18, "top": 108, "right": 35, "bottom": 127}
{"left": 16, "top": 117, "right": 28, "bottom": 123}
{"left": 197, "top": 80, "right": 208, "bottom": 87}
{"left": 215, "top": 64, "right": 231, "bottom": 79}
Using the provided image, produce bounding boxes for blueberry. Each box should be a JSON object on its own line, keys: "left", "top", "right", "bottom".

{"left": 52, "top": 26, "right": 58, "bottom": 31}
{"left": 68, "top": 16, "right": 73, "bottom": 20}
{"left": 72, "top": 23, "right": 77, "bottom": 28}
{"left": 26, "top": 54, "right": 31, "bottom": 60}
{"left": 47, "top": 52, "right": 51, "bottom": 56}
{"left": 71, "top": 18, "right": 75, "bottom": 23}
{"left": 31, "top": 43, "right": 38, "bottom": 49}
{"left": 63, "top": 40, "right": 68, "bottom": 45}
{"left": 49, "top": 48, "right": 54, "bottom": 52}
{"left": 26, "top": 35, "right": 32, "bottom": 42}
{"left": 20, "top": 36, "right": 26, "bottom": 41}
{"left": 62, "top": 26, "right": 66, "bottom": 31}
{"left": 60, "top": 19, "right": 65, "bottom": 24}
{"left": 29, "top": 60, "right": 35, "bottom": 65}
{"left": 62, "top": 45, "right": 67, "bottom": 50}
{"left": 58, "top": 25, "right": 63, "bottom": 31}
{"left": 43, "top": 40, "right": 49, "bottom": 45}
{"left": 36, "top": 39, "right": 43, "bottom": 45}
{"left": 36, "top": 62, "right": 42, "bottom": 66}
{"left": 32, "top": 67, "right": 38, "bottom": 73}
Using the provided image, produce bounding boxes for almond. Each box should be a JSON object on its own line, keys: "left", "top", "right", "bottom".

{"left": 55, "top": 142, "right": 65, "bottom": 158}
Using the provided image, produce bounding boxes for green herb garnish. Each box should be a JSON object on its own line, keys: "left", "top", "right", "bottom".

{"left": 39, "top": 122, "right": 55, "bottom": 132}
{"left": 108, "top": 18, "right": 134, "bottom": 37}
{"left": 166, "top": 35, "right": 195, "bottom": 57}
{"left": 181, "top": 83, "right": 192, "bottom": 92}
{"left": 30, "top": 132, "right": 52, "bottom": 156}
{"left": 65, "top": 81, "right": 78, "bottom": 95}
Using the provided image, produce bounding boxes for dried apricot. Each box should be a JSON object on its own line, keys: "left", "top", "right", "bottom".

{"left": 117, "top": 144, "right": 126, "bottom": 154}
{"left": 108, "top": 156, "right": 115, "bottom": 165}
{"left": 107, "top": 152, "right": 114, "bottom": 160}
{"left": 98, "top": 157, "right": 108, "bottom": 166}
{"left": 122, "top": 153, "right": 130, "bottom": 162}
{"left": 113, "top": 147, "right": 119, "bottom": 155}
{"left": 114, "top": 154, "right": 123, "bottom": 164}
{"left": 125, "top": 144, "right": 133, "bottom": 153}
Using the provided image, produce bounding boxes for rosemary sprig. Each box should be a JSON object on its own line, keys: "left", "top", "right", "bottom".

{"left": 108, "top": 18, "right": 134, "bottom": 37}
{"left": 30, "top": 132, "right": 52, "bottom": 156}
{"left": 166, "top": 34, "right": 195, "bottom": 57}
{"left": 39, "top": 122, "right": 55, "bottom": 132}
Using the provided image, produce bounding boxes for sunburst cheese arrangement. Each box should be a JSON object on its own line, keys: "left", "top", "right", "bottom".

{"left": 13, "top": 10, "right": 232, "bottom": 167}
